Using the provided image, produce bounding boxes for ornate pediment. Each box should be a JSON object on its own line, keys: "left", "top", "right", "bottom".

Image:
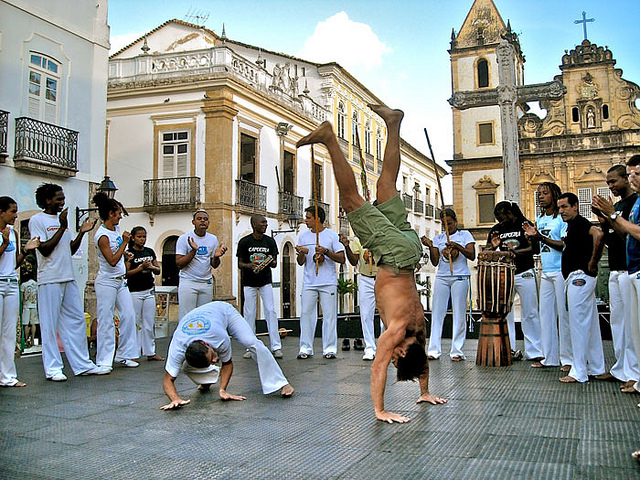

{"left": 578, "top": 72, "right": 599, "bottom": 99}
{"left": 529, "top": 171, "right": 557, "bottom": 185}
{"left": 574, "top": 165, "right": 606, "bottom": 183}
{"left": 561, "top": 40, "right": 615, "bottom": 70}
{"left": 454, "top": 0, "right": 507, "bottom": 49}
{"left": 472, "top": 175, "right": 500, "bottom": 190}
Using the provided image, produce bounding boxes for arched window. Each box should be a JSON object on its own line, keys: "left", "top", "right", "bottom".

{"left": 28, "top": 53, "right": 60, "bottom": 123}
{"left": 364, "top": 120, "right": 372, "bottom": 154}
{"left": 352, "top": 110, "right": 359, "bottom": 144}
{"left": 477, "top": 58, "right": 489, "bottom": 88}
{"left": 602, "top": 104, "right": 610, "bottom": 120}
{"left": 572, "top": 107, "right": 580, "bottom": 123}
{"left": 161, "top": 235, "right": 179, "bottom": 286}
{"left": 337, "top": 101, "right": 346, "bottom": 139}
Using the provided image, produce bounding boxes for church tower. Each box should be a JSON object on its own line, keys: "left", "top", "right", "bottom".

{"left": 449, "top": 0, "right": 524, "bottom": 236}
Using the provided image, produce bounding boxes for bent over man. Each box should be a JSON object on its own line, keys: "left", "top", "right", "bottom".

{"left": 296, "top": 105, "right": 446, "bottom": 423}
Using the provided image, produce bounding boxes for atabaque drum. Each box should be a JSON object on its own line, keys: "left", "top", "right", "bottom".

{"left": 476, "top": 250, "right": 516, "bottom": 315}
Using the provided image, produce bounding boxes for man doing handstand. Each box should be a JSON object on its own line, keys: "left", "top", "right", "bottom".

{"left": 297, "top": 105, "right": 447, "bottom": 423}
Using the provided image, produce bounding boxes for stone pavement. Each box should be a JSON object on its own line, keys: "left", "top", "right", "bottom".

{"left": 1, "top": 337, "right": 640, "bottom": 479}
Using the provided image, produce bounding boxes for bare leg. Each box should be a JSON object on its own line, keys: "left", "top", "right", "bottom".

{"left": 369, "top": 105, "right": 404, "bottom": 204}
{"left": 297, "top": 122, "right": 365, "bottom": 213}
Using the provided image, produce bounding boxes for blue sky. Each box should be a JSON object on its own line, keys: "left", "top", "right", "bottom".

{"left": 108, "top": 0, "right": 638, "bottom": 201}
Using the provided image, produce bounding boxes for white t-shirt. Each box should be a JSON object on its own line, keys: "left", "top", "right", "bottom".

{"left": 433, "top": 229, "right": 475, "bottom": 277}
{"left": 536, "top": 213, "right": 567, "bottom": 273}
{"left": 21, "top": 279, "right": 38, "bottom": 308}
{"left": 29, "top": 212, "right": 75, "bottom": 284}
{"left": 0, "top": 227, "right": 18, "bottom": 279}
{"left": 298, "top": 228, "right": 345, "bottom": 287}
{"left": 165, "top": 301, "right": 240, "bottom": 378}
{"left": 94, "top": 224, "right": 126, "bottom": 278}
{"left": 176, "top": 231, "right": 219, "bottom": 281}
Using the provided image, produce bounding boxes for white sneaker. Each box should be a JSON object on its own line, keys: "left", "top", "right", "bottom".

{"left": 47, "top": 372, "right": 67, "bottom": 382}
{"left": 362, "top": 351, "right": 375, "bottom": 361}
{"left": 80, "top": 365, "right": 112, "bottom": 376}
{"left": 243, "top": 350, "right": 252, "bottom": 359}
{"left": 117, "top": 359, "right": 139, "bottom": 368}
{"left": 272, "top": 349, "right": 283, "bottom": 359}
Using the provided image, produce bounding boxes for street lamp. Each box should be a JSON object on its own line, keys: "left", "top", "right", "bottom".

{"left": 272, "top": 213, "right": 300, "bottom": 236}
{"left": 75, "top": 175, "right": 118, "bottom": 231}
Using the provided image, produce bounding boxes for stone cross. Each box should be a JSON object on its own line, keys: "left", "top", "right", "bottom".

{"left": 574, "top": 11, "right": 595, "bottom": 41}
{"left": 449, "top": 39, "right": 566, "bottom": 203}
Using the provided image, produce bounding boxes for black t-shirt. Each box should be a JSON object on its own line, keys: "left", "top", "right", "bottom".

{"left": 486, "top": 219, "right": 534, "bottom": 274}
{"left": 603, "top": 193, "right": 638, "bottom": 271}
{"left": 237, "top": 234, "right": 278, "bottom": 288}
{"left": 127, "top": 246, "right": 157, "bottom": 292}
{"left": 562, "top": 214, "right": 595, "bottom": 279}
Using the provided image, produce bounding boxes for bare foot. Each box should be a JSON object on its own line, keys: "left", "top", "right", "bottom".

{"left": 531, "top": 362, "right": 556, "bottom": 369}
{"left": 621, "top": 385, "right": 639, "bottom": 394}
{"left": 198, "top": 383, "right": 212, "bottom": 392}
{"left": 147, "top": 354, "right": 165, "bottom": 361}
{"left": 632, "top": 448, "right": 640, "bottom": 460}
{"left": 368, "top": 104, "right": 404, "bottom": 127}
{"left": 296, "top": 121, "right": 335, "bottom": 148}
{"left": 559, "top": 375, "right": 578, "bottom": 383}
{"left": 451, "top": 356, "right": 464, "bottom": 362}
{"left": 280, "top": 384, "right": 294, "bottom": 398}
{"left": 622, "top": 380, "right": 636, "bottom": 389}
{"left": 560, "top": 365, "right": 571, "bottom": 372}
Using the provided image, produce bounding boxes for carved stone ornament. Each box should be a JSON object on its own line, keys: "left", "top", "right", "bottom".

{"left": 529, "top": 171, "right": 557, "bottom": 185}
{"left": 472, "top": 175, "right": 500, "bottom": 191}
{"left": 497, "top": 84, "right": 517, "bottom": 104}
{"left": 518, "top": 113, "right": 542, "bottom": 133}
{"left": 579, "top": 73, "right": 599, "bottom": 99}
{"left": 574, "top": 165, "right": 606, "bottom": 183}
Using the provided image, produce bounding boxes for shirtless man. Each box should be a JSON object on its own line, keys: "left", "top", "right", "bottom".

{"left": 296, "top": 105, "right": 446, "bottom": 423}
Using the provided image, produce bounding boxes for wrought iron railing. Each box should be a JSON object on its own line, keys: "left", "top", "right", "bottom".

{"left": 436, "top": 207, "right": 442, "bottom": 220}
{"left": 402, "top": 193, "right": 413, "bottom": 210}
{"left": 236, "top": 179, "right": 267, "bottom": 211}
{"left": 0, "top": 110, "right": 8, "bottom": 156}
{"left": 144, "top": 177, "right": 200, "bottom": 207}
{"left": 279, "top": 191, "right": 303, "bottom": 220}
{"left": 425, "top": 204, "right": 435, "bottom": 218}
{"left": 376, "top": 159, "right": 383, "bottom": 174}
{"left": 14, "top": 117, "right": 78, "bottom": 169}
{"left": 414, "top": 198, "right": 424, "bottom": 214}
{"left": 309, "top": 198, "right": 330, "bottom": 218}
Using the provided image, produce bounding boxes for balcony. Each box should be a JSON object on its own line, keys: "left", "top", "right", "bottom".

{"left": 236, "top": 179, "right": 267, "bottom": 211}
{"left": 13, "top": 117, "right": 78, "bottom": 176}
{"left": 425, "top": 204, "right": 435, "bottom": 218}
{"left": 414, "top": 198, "right": 424, "bottom": 215}
{"left": 402, "top": 193, "right": 413, "bottom": 210}
{"left": 309, "top": 198, "right": 330, "bottom": 219}
{"left": 0, "top": 110, "right": 8, "bottom": 162}
{"left": 279, "top": 191, "right": 303, "bottom": 219}
{"left": 143, "top": 177, "right": 200, "bottom": 212}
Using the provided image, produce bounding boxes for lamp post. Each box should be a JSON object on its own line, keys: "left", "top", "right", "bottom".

{"left": 75, "top": 175, "right": 118, "bottom": 231}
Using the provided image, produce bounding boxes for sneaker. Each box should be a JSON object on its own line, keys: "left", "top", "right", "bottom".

{"left": 511, "top": 350, "right": 524, "bottom": 361}
{"left": 272, "top": 349, "right": 283, "bottom": 359}
{"left": 79, "top": 365, "right": 112, "bottom": 376}
{"left": 362, "top": 351, "right": 375, "bottom": 361}
{"left": 353, "top": 338, "right": 365, "bottom": 351}
{"left": 117, "top": 359, "right": 139, "bottom": 368}
{"left": 243, "top": 349, "right": 252, "bottom": 359}
{"left": 341, "top": 339, "right": 351, "bottom": 351}
{"left": 47, "top": 372, "right": 67, "bottom": 382}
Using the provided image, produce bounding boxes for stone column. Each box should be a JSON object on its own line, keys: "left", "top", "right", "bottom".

{"left": 202, "top": 86, "right": 239, "bottom": 304}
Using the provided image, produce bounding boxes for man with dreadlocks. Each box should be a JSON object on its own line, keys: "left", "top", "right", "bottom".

{"left": 523, "top": 183, "right": 571, "bottom": 370}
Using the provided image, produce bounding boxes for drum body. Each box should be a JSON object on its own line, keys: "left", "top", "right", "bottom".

{"left": 476, "top": 250, "right": 516, "bottom": 367}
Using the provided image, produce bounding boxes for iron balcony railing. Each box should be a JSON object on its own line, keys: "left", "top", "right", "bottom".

{"left": 14, "top": 117, "right": 78, "bottom": 170}
{"left": 402, "top": 193, "right": 413, "bottom": 210}
{"left": 144, "top": 177, "right": 200, "bottom": 208}
{"left": 309, "top": 198, "right": 330, "bottom": 218}
{"left": 236, "top": 179, "right": 267, "bottom": 211}
{"left": 279, "top": 191, "right": 303, "bottom": 219}
{"left": 0, "top": 110, "right": 8, "bottom": 156}
{"left": 425, "top": 204, "right": 435, "bottom": 218}
{"left": 414, "top": 198, "right": 424, "bottom": 214}
{"left": 377, "top": 159, "right": 383, "bottom": 174}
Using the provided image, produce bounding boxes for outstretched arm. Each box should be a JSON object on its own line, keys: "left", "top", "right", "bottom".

{"left": 218, "top": 361, "right": 246, "bottom": 401}
{"left": 161, "top": 371, "right": 191, "bottom": 410}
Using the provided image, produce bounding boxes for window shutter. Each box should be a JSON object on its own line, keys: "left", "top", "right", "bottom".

{"left": 577, "top": 188, "right": 592, "bottom": 219}
{"left": 177, "top": 153, "right": 188, "bottom": 177}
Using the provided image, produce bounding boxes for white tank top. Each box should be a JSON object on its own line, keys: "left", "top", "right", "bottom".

{"left": 94, "top": 224, "right": 126, "bottom": 278}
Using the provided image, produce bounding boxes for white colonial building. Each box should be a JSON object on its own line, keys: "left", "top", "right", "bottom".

{"left": 0, "top": 0, "right": 110, "bottom": 296}
{"left": 106, "top": 20, "right": 446, "bottom": 317}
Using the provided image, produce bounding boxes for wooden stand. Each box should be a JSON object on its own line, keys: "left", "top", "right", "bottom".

{"left": 476, "top": 314, "right": 512, "bottom": 367}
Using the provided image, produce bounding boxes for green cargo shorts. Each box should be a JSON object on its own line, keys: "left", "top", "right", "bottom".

{"left": 346, "top": 194, "right": 422, "bottom": 271}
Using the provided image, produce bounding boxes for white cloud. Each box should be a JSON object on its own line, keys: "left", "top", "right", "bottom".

{"left": 109, "top": 32, "right": 145, "bottom": 55}
{"left": 297, "top": 12, "right": 391, "bottom": 70}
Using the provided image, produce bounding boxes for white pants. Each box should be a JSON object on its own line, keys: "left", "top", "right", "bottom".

{"left": 428, "top": 276, "right": 469, "bottom": 359}
{"left": 131, "top": 288, "right": 157, "bottom": 357}
{"left": 359, "top": 275, "right": 377, "bottom": 355}
{"left": 0, "top": 281, "right": 19, "bottom": 386}
{"left": 507, "top": 269, "right": 543, "bottom": 359}
{"left": 628, "top": 273, "right": 640, "bottom": 391}
{"left": 299, "top": 285, "right": 338, "bottom": 356}
{"left": 566, "top": 271, "right": 605, "bottom": 382}
{"left": 538, "top": 271, "right": 572, "bottom": 367}
{"left": 38, "top": 281, "right": 96, "bottom": 377}
{"left": 185, "top": 307, "right": 288, "bottom": 394}
{"left": 609, "top": 271, "right": 639, "bottom": 382}
{"left": 95, "top": 276, "right": 138, "bottom": 366}
{"left": 243, "top": 284, "right": 281, "bottom": 351}
{"left": 179, "top": 278, "right": 213, "bottom": 319}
